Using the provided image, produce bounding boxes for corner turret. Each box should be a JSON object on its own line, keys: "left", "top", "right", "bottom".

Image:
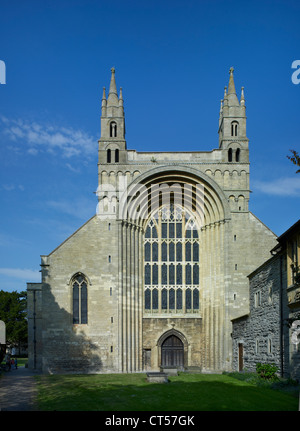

{"left": 98, "top": 68, "right": 127, "bottom": 167}
{"left": 218, "top": 67, "right": 249, "bottom": 163}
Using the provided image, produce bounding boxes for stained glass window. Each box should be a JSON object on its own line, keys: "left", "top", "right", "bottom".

{"left": 145, "top": 264, "right": 151, "bottom": 285}
{"left": 162, "top": 263, "right": 168, "bottom": 284}
{"left": 72, "top": 274, "right": 88, "bottom": 324}
{"left": 145, "top": 289, "right": 151, "bottom": 309}
{"left": 176, "top": 263, "right": 182, "bottom": 285}
{"left": 169, "top": 242, "right": 175, "bottom": 261}
{"left": 186, "top": 264, "right": 191, "bottom": 285}
{"left": 152, "top": 242, "right": 158, "bottom": 261}
{"left": 144, "top": 205, "right": 200, "bottom": 314}
{"left": 193, "top": 289, "right": 199, "bottom": 310}
{"left": 162, "top": 288, "right": 168, "bottom": 309}
{"left": 152, "top": 288, "right": 158, "bottom": 309}
{"left": 176, "top": 243, "right": 182, "bottom": 261}
{"left": 186, "top": 288, "right": 192, "bottom": 309}
{"left": 145, "top": 243, "right": 151, "bottom": 261}
{"left": 176, "top": 289, "right": 182, "bottom": 309}
{"left": 169, "top": 264, "right": 175, "bottom": 285}
{"left": 169, "top": 288, "right": 175, "bottom": 309}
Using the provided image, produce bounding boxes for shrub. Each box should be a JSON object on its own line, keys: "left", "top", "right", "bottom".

{"left": 256, "top": 363, "right": 279, "bottom": 380}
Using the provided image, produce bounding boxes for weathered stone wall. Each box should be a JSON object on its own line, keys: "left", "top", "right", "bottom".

{"left": 289, "top": 313, "right": 300, "bottom": 380}
{"left": 232, "top": 254, "right": 286, "bottom": 374}
{"left": 38, "top": 216, "right": 122, "bottom": 374}
{"left": 142, "top": 317, "right": 202, "bottom": 370}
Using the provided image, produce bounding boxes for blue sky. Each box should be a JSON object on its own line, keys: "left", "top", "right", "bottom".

{"left": 0, "top": 0, "right": 299, "bottom": 292}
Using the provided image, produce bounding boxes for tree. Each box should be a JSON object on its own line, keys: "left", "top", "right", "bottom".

{"left": 287, "top": 150, "right": 300, "bottom": 173}
{"left": 0, "top": 290, "right": 27, "bottom": 354}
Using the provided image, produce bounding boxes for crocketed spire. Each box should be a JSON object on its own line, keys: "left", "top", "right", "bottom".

{"left": 107, "top": 67, "right": 119, "bottom": 106}
{"left": 226, "top": 67, "right": 239, "bottom": 106}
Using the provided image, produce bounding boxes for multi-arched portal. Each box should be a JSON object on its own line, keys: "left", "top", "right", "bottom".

{"left": 117, "top": 167, "right": 231, "bottom": 372}
{"left": 119, "top": 167, "right": 229, "bottom": 227}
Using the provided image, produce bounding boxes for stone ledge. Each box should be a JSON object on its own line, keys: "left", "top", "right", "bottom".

{"left": 146, "top": 372, "right": 169, "bottom": 383}
{"left": 160, "top": 367, "right": 179, "bottom": 376}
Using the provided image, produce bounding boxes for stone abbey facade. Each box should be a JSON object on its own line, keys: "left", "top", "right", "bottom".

{"left": 27, "top": 68, "right": 277, "bottom": 374}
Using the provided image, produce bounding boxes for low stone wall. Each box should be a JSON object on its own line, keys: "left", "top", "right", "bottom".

{"left": 146, "top": 372, "right": 168, "bottom": 383}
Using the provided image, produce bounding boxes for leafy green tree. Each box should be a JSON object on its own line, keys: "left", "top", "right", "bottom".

{"left": 0, "top": 290, "right": 27, "bottom": 354}
{"left": 287, "top": 150, "right": 300, "bottom": 173}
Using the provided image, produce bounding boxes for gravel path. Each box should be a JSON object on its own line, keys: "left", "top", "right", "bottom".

{"left": 0, "top": 366, "right": 40, "bottom": 411}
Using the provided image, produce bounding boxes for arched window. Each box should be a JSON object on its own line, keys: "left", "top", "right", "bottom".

{"left": 72, "top": 273, "right": 88, "bottom": 324}
{"left": 231, "top": 121, "right": 238, "bottom": 137}
{"left": 115, "top": 149, "right": 119, "bottom": 163}
{"left": 228, "top": 148, "right": 233, "bottom": 162}
{"left": 235, "top": 148, "right": 240, "bottom": 162}
{"left": 144, "top": 205, "right": 200, "bottom": 314}
{"left": 107, "top": 148, "right": 111, "bottom": 163}
{"left": 110, "top": 121, "right": 117, "bottom": 137}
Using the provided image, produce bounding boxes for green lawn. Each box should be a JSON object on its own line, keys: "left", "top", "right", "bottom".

{"left": 35, "top": 372, "right": 299, "bottom": 411}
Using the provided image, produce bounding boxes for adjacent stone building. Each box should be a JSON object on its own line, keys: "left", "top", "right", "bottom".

{"left": 232, "top": 219, "right": 300, "bottom": 380}
{"left": 27, "top": 67, "right": 277, "bottom": 374}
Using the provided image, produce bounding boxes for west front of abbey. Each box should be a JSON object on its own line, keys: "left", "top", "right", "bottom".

{"left": 27, "top": 67, "right": 279, "bottom": 375}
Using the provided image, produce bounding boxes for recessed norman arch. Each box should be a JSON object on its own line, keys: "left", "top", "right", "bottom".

{"left": 118, "top": 165, "right": 230, "bottom": 227}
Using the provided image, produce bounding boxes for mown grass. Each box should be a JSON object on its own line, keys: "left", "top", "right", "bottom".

{"left": 35, "top": 372, "right": 299, "bottom": 411}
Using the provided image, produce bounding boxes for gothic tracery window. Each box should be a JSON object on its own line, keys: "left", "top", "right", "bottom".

{"left": 72, "top": 273, "right": 88, "bottom": 324}
{"left": 144, "top": 205, "right": 200, "bottom": 314}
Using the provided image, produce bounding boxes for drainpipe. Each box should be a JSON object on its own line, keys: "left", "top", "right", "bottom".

{"left": 33, "top": 289, "right": 36, "bottom": 370}
{"left": 279, "top": 254, "right": 284, "bottom": 378}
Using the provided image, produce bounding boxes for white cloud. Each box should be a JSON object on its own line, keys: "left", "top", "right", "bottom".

{"left": 2, "top": 184, "right": 15, "bottom": 191}
{"left": 66, "top": 163, "right": 79, "bottom": 173}
{"left": 2, "top": 184, "right": 25, "bottom": 192}
{"left": 0, "top": 268, "right": 40, "bottom": 281}
{"left": 0, "top": 116, "right": 96, "bottom": 159}
{"left": 252, "top": 177, "right": 300, "bottom": 196}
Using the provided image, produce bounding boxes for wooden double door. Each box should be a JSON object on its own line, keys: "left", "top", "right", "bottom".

{"left": 161, "top": 335, "right": 184, "bottom": 367}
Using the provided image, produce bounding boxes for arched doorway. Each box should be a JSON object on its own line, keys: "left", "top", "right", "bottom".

{"left": 161, "top": 335, "right": 184, "bottom": 367}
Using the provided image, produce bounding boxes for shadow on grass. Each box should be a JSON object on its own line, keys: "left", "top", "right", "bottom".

{"left": 35, "top": 373, "right": 299, "bottom": 412}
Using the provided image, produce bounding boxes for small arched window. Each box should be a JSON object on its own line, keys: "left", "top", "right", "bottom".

{"left": 115, "top": 149, "right": 119, "bottom": 163}
{"left": 110, "top": 121, "right": 117, "bottom": 137}
{"left": 231, "top": 121, "right": 238, "bottom": 137}
{"left": 72, "top": 273, "right": 88, "bottom": 324}
{"left": 107, "top": 148, "right": 111, "bottom": 163}
{"left": 235, "top": 148, "right": 240, "bottom": 162}
{"left": 228, "top": 148, "right": 233, "bottom": 162}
